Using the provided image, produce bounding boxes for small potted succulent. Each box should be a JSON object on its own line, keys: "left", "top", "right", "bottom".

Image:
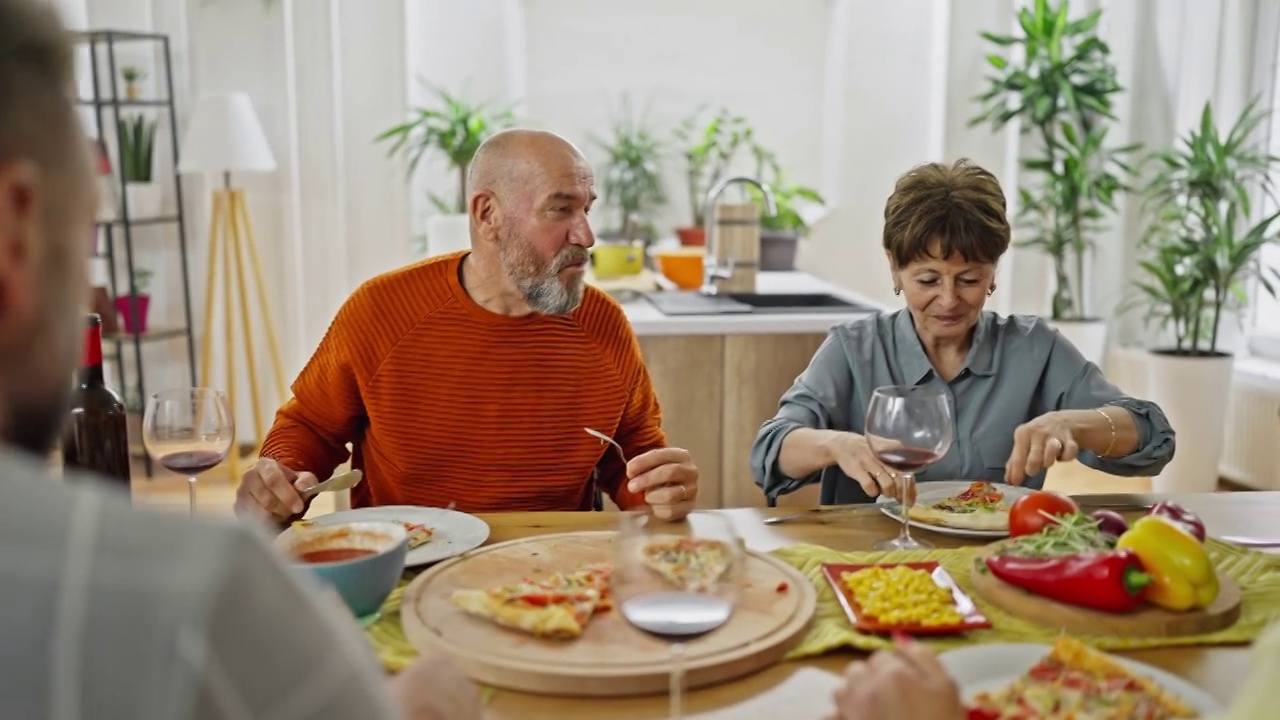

{"left": 115, "top": 267, "right": 153, "bottom": 334}
{"left": 122, "top": 66, "right": 145, "bottom": 100}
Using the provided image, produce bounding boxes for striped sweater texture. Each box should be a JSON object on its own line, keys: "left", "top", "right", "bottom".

{"left": 260, "top": 251, "right": 663, "bottom": 512}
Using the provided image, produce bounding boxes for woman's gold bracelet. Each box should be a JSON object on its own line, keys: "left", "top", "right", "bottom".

{"left": 1095, "top": 407, "right": 1117, "bottom": 458}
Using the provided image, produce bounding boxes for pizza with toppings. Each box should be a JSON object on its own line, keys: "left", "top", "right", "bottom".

{"left": 907, "top": 481, "right": 1010, "bottom": 531}
{"left": 966, "top": 635, "right": 1198, "bottom": 719}
{"left": 400, "top": 521, "right": 434, "bottom": 549}
{"left": 450, "top": 563, "right": 613, "bottom": 639}
{"left": 640, "top": 537, "right": 732, "bottom": 592}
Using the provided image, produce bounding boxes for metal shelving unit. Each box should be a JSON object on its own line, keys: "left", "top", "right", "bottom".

{"left": 75, "top": 30, "right": 198, "bottom": 476}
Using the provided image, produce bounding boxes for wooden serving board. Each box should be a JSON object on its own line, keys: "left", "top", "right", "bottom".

{"left": 968, "top": 548, "right": 1242, "bottom": 637}
{"left": 400, "top": 531, "right": 816, "bottom": 697}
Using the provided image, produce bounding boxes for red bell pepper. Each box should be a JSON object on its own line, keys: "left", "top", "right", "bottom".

{"left": 1148, "top": 500, "right": 1207, "bottom": 541}
{"left": 984, "top": 549, "right": 1153, "bottom": 613}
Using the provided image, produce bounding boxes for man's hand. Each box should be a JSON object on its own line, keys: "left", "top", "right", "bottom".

{"left": 626, "top": 447, "right": 699, "bottom": 521}
{"left": 233, "top": 457, "right": 320, "bottom": 524}
{"left": 826, "top": 636, "right": 965, "bottom": 720}
{"left": 388, "top": 653, "right": 483, "bottom": 720}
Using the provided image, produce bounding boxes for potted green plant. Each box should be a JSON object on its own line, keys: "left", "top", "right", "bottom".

{"left": 589, "top": 95, "right": 667, "bottom": 277}
{"left": 117, "top": 113, "right": 161, "bottom": 218}
{"left": 745, "top": 145, "right": 825, "bottom": 271}
{"left": 1131, "top": 98, "right": 1280, "bottom": 492}
{"left": 376, "top": 82, "right": 514, "bottom": 257}
{"left": 972, "top": 0, "right": 1139, "bottom": 364}
{"left": 121, "top": 66, "right": 145, "bottom": 100}
{"left": 115, "top": 267, "right": 154, "bottom": 334}
{"left": 672, "top": 107, "right": 755, "bottom": 246}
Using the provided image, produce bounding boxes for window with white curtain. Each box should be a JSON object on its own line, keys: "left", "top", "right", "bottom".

{"left": 1251, "top": 34, "right": 1280, "bottom": 358}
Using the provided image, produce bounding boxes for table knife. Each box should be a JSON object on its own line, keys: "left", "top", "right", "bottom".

{"left": 762, "top": 505, "right": 886, "bottom": 525}
{"left": 1066, "top": 493, "right": 1155, "bottom": 510}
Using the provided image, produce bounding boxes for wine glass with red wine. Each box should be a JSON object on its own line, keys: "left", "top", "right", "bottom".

{"left": 142, "top": 388, "right": 235, "bottom": 517}
{"left": 865, "top": 384, "right": 954, "bottom": 550}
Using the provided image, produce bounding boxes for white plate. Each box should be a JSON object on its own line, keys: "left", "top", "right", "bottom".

{"left": 875, "top": 480, "right": 1035, "bottom": 539}
{"left": 282, "top": 505, "right": 490, "bottom": 567}
{"left": 938, "top": 643, "right": 1225, "bottom": 715}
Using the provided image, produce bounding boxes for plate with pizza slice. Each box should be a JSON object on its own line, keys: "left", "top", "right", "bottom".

{"left": 876, "top": 480, "right": 1034, "bottom": 538}
{"left": 285, "top": 504, "right": 490, "bottom": 567}
{"left": 941, "top": 637, "right": 1221, "bottom": 719}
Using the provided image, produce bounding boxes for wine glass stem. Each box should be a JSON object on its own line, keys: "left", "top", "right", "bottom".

{"left": 670, "top": 641, "right": 685, "bottom": 719}
{"left": 899, "top": 472, "right": 916, "bottom": 542}
{"left": 187, "top": 475, "right": 197, "bottom": 517}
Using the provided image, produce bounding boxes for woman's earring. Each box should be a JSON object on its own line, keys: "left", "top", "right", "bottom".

{"left": 987, "top": 284, "right": 997, "bottom": 297}
{"left": 894, "top": 286, "right": 902, "bottom": 296}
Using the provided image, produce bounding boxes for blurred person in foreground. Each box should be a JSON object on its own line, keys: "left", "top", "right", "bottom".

{"left": 827, "top": 629, "right": 1280, "bottom": 720}
{"left": 0, "top": 1, "right": 478, "bottom": 717}
{"left": 752, "top": 159, "right": 1175, "bottom": 505}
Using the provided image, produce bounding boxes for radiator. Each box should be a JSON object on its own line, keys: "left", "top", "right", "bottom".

{"left": 1107, "top": 347, "right": 1280, "bottom": 490}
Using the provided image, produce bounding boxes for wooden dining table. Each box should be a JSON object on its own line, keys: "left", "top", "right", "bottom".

{"left": 396, "top": 491, "right": 1280, "bottom": 719}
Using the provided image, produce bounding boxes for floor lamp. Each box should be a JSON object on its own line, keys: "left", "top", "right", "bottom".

{"left": 177, "top": 92, "right": 287, "bottom": 481}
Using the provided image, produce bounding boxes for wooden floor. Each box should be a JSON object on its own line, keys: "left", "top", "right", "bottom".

{"left": 125, "top": 455, "right": 1154, "bottom": 520}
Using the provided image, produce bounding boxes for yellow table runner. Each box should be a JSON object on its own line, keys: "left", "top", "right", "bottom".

{"left": 773, "top": 539, "right": 1280, "bottom": 660}
{"left": 363, "top": 539, "right": 1280, "bottom": 671}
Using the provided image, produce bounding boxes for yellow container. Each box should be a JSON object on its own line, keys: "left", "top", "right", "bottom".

{"left": 591, "top": 242, "right": 644, "bottom": 278}
{"left": 653, "top": 247, "right": 706, "bottom": 290}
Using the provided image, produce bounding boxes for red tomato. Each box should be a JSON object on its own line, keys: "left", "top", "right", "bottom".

{"left": 1008, "top": 491, "right": 1080, "bottom": 537}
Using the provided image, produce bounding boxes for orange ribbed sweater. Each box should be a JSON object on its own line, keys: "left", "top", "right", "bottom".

{"left": 259, "top": 252, "right": 665, "bottom": 513}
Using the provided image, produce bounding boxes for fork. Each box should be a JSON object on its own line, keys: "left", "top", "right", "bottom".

{"left": 585, "top": 427, "right": 629, "bottom": 466}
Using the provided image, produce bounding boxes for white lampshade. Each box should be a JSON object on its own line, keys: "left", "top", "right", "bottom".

{"left": 177, "top": 92, "right": 277, "bottom": 174}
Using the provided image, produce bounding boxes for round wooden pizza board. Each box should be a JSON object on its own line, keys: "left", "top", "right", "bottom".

{"left": 968, "top": 545, "right": 1242, "bottom": 637}
{"left": 400, "top": 531, "right": 817, "bottom": 697}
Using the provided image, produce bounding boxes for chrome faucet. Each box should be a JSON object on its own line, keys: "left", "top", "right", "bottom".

{"left": 700, "top": 175, "right": 777, "bottom": 295}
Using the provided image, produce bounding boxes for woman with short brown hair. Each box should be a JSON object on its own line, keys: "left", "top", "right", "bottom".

{"left": 750, "top": 159, "right": 1173, "bottom": 505}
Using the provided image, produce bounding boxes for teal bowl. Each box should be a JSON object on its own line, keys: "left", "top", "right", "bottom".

{"left": 277, "top": 520, "right": 408, "bottom": 617}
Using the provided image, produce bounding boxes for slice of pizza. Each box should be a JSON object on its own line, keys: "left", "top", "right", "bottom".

{"left": 907, "top": 481, "right": 1010, "bottom": 531}
{"left": 450, "top": 564, "right": 613, "bottom": 639}
{"left": 967, "top": 635, "right": 1199, "bottom": 719}
{"left": 400, "top": 521, "right": 434, "bottom": 549}
{"left": 641, "top": 537, "right": 732, "bottom": 592}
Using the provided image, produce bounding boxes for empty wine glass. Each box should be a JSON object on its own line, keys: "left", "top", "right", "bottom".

{"left": 142, "top": 388, "right": 235, "bottom": 517}
{"left": 865, "top": 384, "right": 954, "bottom": 550}
{"left": 613, "top": 510, "right": 741, "bottom": 719}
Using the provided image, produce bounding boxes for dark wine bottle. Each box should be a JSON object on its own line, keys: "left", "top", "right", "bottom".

{"left": 62, "top": 314, "right": 131, "bottom": 488}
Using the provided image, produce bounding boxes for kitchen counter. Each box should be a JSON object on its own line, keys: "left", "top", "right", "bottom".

{"left": 617, "top": 271, "right": 883, "bottom": 336}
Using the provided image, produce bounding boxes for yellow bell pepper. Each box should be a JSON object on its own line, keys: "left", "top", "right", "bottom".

{"left": 1116, "top": 515, "right": 1219, "bottom": 611}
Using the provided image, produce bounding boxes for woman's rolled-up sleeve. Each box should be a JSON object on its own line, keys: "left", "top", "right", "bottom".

{"left": 750, "top": 332, "right": 854, "bottom": 499}
{"left": 1046, "top": 334, "right": 1176, "bottom": 477}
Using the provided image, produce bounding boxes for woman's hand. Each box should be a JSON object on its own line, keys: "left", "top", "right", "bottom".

{"left": 825, "top": 636, "right": 966, "bottom": 720}
{"left": 1005, "top": 411, "right": 1079, "bottom": 485}
{"left": 822, "top": 433, "right": 903, "bottom": 500}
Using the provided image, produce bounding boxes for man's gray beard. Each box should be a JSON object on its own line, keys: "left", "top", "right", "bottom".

{"left": 499, "top": 244, "right": 586, "bottom": 316}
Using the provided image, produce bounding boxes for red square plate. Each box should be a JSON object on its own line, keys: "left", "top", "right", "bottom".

{"left": 821, "top": 561, "right": 992, "bottom": 635}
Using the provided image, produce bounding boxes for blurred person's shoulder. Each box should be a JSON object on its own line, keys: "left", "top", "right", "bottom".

{"left": 0, "top": 446, "right": 278, "bottom": 603}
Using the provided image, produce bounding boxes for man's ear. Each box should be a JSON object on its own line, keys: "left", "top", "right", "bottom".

{"left": 0, "top": 161, "right": 40, "bottom": 331}
{"left": 469, "top": 189, "right": 502, "bottom": 245}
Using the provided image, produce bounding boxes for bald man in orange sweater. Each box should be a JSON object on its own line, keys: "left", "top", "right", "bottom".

{"left": 234, "top": 129, "right": 700, "bottom": 525}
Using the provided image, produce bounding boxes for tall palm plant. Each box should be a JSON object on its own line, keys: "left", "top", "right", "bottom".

{"left": 972, "top": 0, "right": 1139, "bottom": 320}
{"left": 1134, "top": 99, "right": 1280, "bottom": 355}
{"left": 376, "top": 82, "right": 514, "bottom": 214}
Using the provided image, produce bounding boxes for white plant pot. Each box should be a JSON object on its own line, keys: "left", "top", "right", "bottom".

{"left": 1049, "top": 318, "right": 1108, "bottom": 367}
{"left": 1143, "top": 351, "right": 1234, "bottom": 493}
{"left": 124, "top": 182, "right": 163, "bottom": 219}
{"left": 425, "top": 214, "right": 472, "bottom": 257}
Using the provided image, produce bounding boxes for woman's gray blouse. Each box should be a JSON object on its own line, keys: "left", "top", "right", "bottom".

{"left": 750, "top": 309, "right": 1176, "bottom": 504}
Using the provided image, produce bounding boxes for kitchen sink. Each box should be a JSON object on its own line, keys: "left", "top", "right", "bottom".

{"left": 642, "top": 291, "right": 877, "bottom": 316}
